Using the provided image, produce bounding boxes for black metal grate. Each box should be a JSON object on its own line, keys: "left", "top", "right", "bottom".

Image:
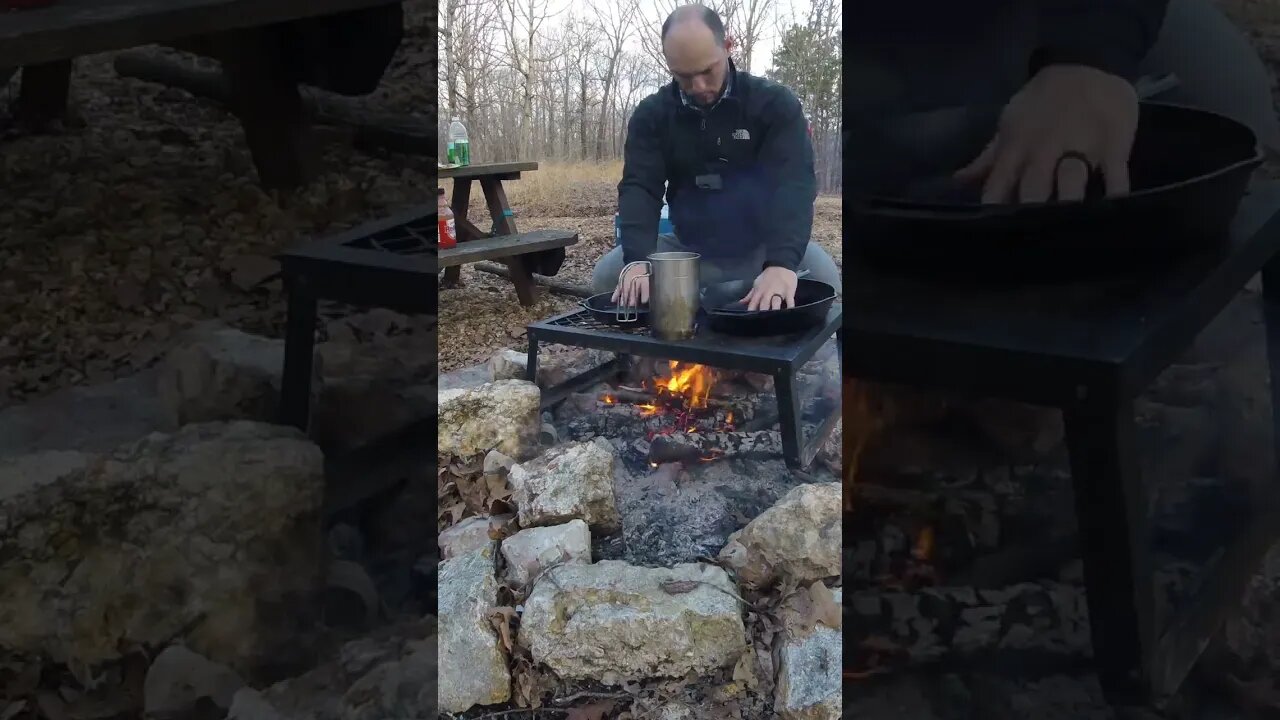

{"left": 546, "top": 309, "right": 655, "bottom": 335}
{"left": 345, "top": 216, "right": 436, "bottom": 256}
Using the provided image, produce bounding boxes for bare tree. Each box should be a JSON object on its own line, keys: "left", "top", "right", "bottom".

{"left": 735, "top": 0, "right": 775, "bottom": 73}
{"left": 439, "top": 0, "right": 497, "bottom": 155}
{"left": 589, "top": 0, "right": 640, "bottom": 160}
{"left": 497, "top": 0, "right": 561, "bottom": 159}
{"left": 435, "top": 0, "right": 841, "bottom": 195}
{"left": 637, "top": 0, "right": 742, "bottom": 81}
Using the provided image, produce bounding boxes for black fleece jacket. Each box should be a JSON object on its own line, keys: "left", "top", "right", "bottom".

{"left": 617, "top": 60, "right": 817, "bottom": 271}
{"left": 845, "top": 0, "right": 1170, "bottom": 119}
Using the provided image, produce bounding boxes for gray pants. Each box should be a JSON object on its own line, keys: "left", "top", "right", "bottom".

{"left": 1139, "top": 0, "right": 1280, "bottom": 153}
{"left": 591, "top": 234, "right": 842, "bottom": 295}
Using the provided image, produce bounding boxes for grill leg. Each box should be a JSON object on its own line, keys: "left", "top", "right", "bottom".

{"left": 279, "top": 275, "right": 318, "bottom": 431}
{"left": 526, "top": 335, "right": 540, "bottom": 383}
{"left": 1262, "top": 262, "right": 1280, "bottom": 491}
{"left": 1063, "top": 393, "right": 1155, "bottom": 705}
{"left": 775, "top": 370, "right": 803, "bottom": 469}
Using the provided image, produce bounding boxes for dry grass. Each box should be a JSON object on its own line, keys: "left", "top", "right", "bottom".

{"left": 438, "top": 160, "right": 842, "bottom": 373}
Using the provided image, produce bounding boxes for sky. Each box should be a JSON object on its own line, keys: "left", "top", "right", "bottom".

{"left": 544, "top": 0, "right": 811, "bottom": 76}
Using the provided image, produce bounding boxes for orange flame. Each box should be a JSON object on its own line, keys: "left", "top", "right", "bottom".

{"left": 660, "top": 361, "right": 716, "bottom": 408}
{"left": 602, "top": 394, "right": 615, "bottom": 404}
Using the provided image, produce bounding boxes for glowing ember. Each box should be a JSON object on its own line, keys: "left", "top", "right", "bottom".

{"left": 912, "top": 526, "right": 935, "bottom": 561}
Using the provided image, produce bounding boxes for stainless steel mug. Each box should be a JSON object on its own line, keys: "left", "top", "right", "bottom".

{"left": 620, "top": 251, "right": 700, "bottom": 340}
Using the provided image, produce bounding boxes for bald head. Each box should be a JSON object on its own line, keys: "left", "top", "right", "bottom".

{"left": 661, "top": 5, "right": 725, "bottom": 46}
{"left": 661, "top": 5, "right": 729, "bottom": 107}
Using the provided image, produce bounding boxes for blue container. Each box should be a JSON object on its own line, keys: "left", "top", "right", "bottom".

{"left": 615, "top": 203, "right": 673, "bottom": 245}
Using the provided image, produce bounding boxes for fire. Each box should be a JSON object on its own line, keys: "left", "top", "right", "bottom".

{"left": 660, "top": 361, "right": 715, "bottom": 408}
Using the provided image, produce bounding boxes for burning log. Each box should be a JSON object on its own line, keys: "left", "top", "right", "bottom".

{"left": 648, "top": 430, "right": 783, "bottom": 464}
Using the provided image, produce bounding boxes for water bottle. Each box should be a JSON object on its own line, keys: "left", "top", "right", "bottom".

{"left": 447, "top": 117, "right": 470, "bottom": 166}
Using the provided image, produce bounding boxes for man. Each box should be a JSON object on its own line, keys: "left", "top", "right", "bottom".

{"left": 846, "top": 0, "right": 1280, "bottom": 205}
{"left": 593, "top": 5, "right": 840, "bottom": 312}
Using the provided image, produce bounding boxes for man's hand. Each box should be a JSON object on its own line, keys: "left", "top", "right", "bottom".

{"left": 740, "top": 266, "right": 799, "bottom": 311}
{"left": 955, "top": 64, "right": 1139, "bottom": 204}
{"left": 611, "top": 263, "right": 650, "bottom": 306}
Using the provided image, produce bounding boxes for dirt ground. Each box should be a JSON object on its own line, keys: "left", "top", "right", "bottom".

{"left": 0, "top": 1, "right": 432, "bottom": 409}
{"left": 438, "top": 161, "right": 843, "bottom": 373}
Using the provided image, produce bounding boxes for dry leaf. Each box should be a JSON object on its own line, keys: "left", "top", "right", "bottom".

{"left": 807, "top": 582, "right": 841, "bottom": 630}
{"left": 565, "top": 700, "right": 616, "bottom": 720}
{"left": 731, "top": 651, "right": 759, "bottom": 690}
{"left": 486, "top": 606, "right": 517, "bottom": 652}
{"left": 660, "top": 580, "right": 699, "bottom": 595}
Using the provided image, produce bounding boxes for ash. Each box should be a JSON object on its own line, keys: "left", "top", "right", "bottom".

{"left": 595, "top": 457, "right": 838, "bottom": 568}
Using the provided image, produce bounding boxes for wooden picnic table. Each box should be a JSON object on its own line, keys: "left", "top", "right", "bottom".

{"left": 0, "top": 0, "right": 396, "bottom": 67}
{"left": 0, "top": 0, "right": 400, "bottom": 189}
{"left": 439, "top": 160, "right": 579, "bottom": 306}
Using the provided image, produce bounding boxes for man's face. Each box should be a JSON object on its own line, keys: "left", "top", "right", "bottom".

{"left": 663, "top": 23, "right": 728, "bottom": 108}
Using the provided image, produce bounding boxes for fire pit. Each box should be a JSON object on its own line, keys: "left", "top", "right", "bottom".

{"left": 276, "top": 207, "right": 436, "bottom": 429}
{"left": 525, "top": 303, "right": 842, "bottom": 470}
{"left": 843, "top": 183, "right": 1280, "bottom": 708}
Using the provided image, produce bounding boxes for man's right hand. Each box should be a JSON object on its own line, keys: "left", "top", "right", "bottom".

{"left": 611, "top": 263, "right": 650, "bottom": 306}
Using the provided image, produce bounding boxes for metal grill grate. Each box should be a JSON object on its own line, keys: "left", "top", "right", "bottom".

{"left": 346, "top": 216, "right": 436, "bottom": 256}
{"left": 546, "top": 309, "right": 658, "bottom": 335}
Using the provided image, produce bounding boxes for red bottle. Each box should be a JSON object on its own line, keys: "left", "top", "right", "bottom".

{"left": 437, "top": 189, "right": 456, "bottom": 249}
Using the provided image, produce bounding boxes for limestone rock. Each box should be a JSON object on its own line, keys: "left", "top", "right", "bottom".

{"left": 310, "top": 311, "right": 435, "bottom": 452}
{"left": 776, "top": 588, "right": 842, "bottom": 719}
{"left": 519, "top": 561, "right": 746, "bottom": 681}
{"left": 0, "top": 421, "right": 325, "bottom": 677}
{"left": 508, "top": 438, "right": 620, "bottom": 532}
{"left": 500, "top": 520, "right": 591, "bottom": 589}
{"left": 250, "top": 617, "right": 435, "bottom": 720}
{"left": 143, "top": 645, "right": 245, "bottom": 717}
{"left": 718, "top": 483, "right": 840, "bottom": 589}
{"left": 439, "top": 380, "right": 541, "bottom": 459}
{"left": 439, "top": 516, "right": 494, "bottom": 560}
{"left": 310, "top": 379, "right": 434, "bottom": 454}
{"left": 227, "top": 688, "right": 289, "bottom": 720}
{"left": 155, "top": 325, "right": 288, "bottom": 428}
{"left": 488, "top": 349, "right": 528, "bottom": 382}
{"left": 154, "top": 319, "right": 435, "bottom": 452}
{"left": 340, "top": 635, "right": 436, "bottom": 720}
{"left": 438, "top": 546, "right": 509, "bottom": 713}
{"left": 483, "top": 449, "right": 515, "bottom": 474}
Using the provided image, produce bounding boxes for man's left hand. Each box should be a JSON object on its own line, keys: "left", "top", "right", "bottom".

{"left": 741, "top": 266, "right": 799, "bottom": 311}
{"left": 955, "top": 64, "right": 1139, "bottom": 204}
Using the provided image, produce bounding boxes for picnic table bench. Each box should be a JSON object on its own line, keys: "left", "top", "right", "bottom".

{"left": 440, "top": 161, "right": 578, "bottom": 306}
{"left": 0, "top": 0, "right": 401, "bottom": 189}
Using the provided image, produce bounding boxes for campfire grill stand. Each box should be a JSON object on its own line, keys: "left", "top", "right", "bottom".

{"left": 526, "top": 305, "right": 843, "bottom": 469}
{"left": 842, "top": 182, "right": 1280, "bottom": 707}
{"left": 276, "top": 207, "right": 437, "bottom": 430}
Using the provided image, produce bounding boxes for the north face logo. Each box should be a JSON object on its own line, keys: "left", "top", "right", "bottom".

{"left": 732, "top": 128, "right": 750, "bottom": 140}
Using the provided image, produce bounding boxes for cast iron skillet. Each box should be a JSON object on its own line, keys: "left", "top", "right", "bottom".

{"left": 582, "top": 292, "right": 649, "bottom": 326}
{"left": 848, "top": 102, "right": 1264, "bottom": 280}
{"left": 700, "top": 278, "right": 838, "bottom": 336}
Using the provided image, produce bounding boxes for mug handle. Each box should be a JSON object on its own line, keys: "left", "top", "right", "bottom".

{"left": 616, "top": 261, "right": 651, "bottom": 323}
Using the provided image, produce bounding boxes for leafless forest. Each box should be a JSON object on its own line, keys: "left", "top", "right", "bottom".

{"left": 438, "top": 0, "right": 842, "bottom": 192}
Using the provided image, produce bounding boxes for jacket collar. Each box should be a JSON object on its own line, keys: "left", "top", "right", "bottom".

{"left": 673, "top": 56, "right": 738, "bottom": 113}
